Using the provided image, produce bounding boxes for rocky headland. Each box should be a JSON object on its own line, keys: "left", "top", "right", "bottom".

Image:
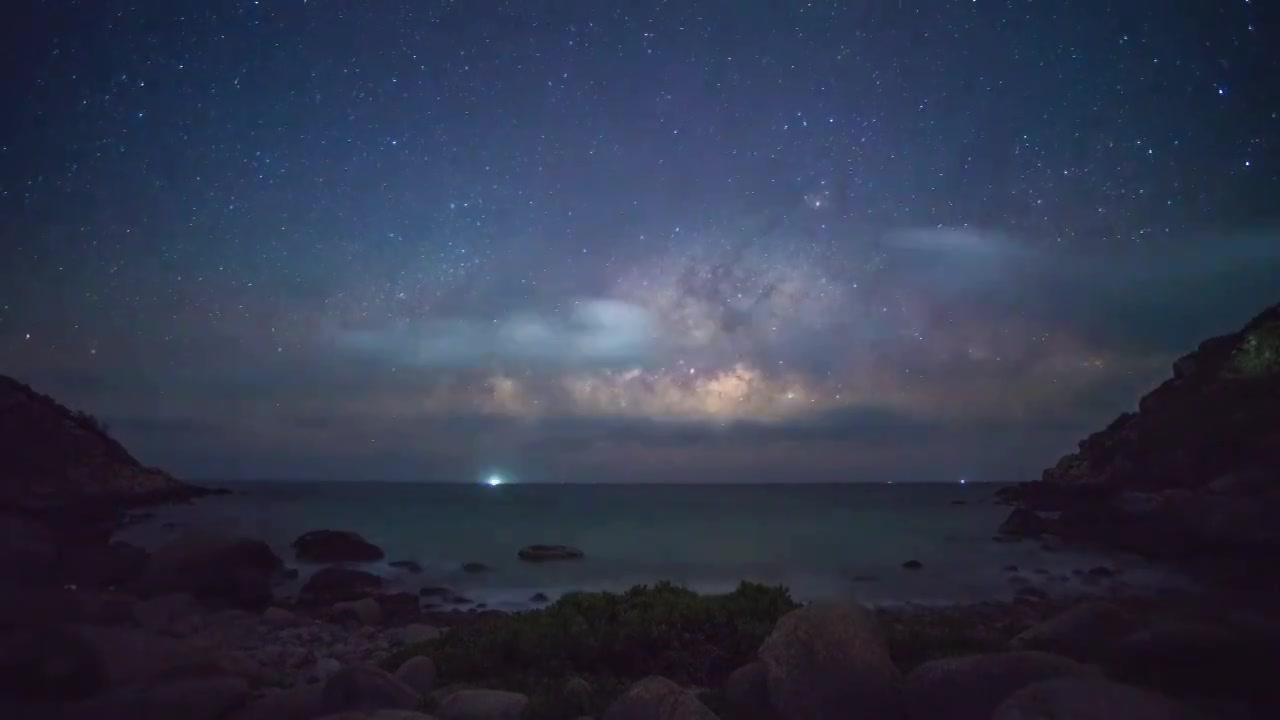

{"left": 4, "top": 349, "right": 1280, "bottom": 719}
{"left": 994, "top": 302, "right": 1280, "bottom": 594}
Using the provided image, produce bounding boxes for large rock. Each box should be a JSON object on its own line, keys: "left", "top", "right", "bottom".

{"left": 602, "top": 677, "right": 717, "bottom": 720}
{"left": 723, "top": 662, "right": 772, "bottom": 720}
{"left": 517, "top": 544, "right": 584, "bottom": 562}
{"left": 0, "top": 375, "right": 212, "bottom": 510}
{"left": 436, "top": 689, "right": 529, "bottom": 720}
{"left": 757, "top": 601, "right": 902, "bottom": 720}
{"left": 1009, "top": 601, "right": 1138, "bottom": 662}
{"left": 141, "top": 529, "right": 284, "bottom": 609}
{"left": 334, "top": 597, "right": 383, "bottom": 626}
{"left": 72, "top": 674, "right": 250, "bottom": 720}
{"left": 991, "top": 676, "right": 1199, "bottom": 720}
{"left": 322, "top": 665, "right": 421, "bottom": 713}
{"left": 1108, "top": 620, "right": 1278, "bottom": 700}
{"left": 293, "top": 530, "right": 385, "bottom": 563}
{"left": 227, "top": 683, "right": 327, "bottom": 720}
{"left": 903, "top": 651, "right": 1097, "bottom": 720}
{"left": 0, "top": 512, "right": 58, "bottom": 585}
{"left": 302, "top": 567, "right": 385, "bottom": 604}
{"left": 997, "top": 509, "right": 1053, "bottom": 538}
{"left": 394, "top": 656, "right": 437, "bottom": 696}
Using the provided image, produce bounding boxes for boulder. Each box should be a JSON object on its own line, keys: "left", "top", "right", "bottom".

{"left": 723, "top": 661, "right": 771, "bottom": 720}
{"left": 389, "top": 560, "right": 423, "bottom": 573}
{"left": 992, "top": 676, "right": 1198, "bottom": 720}
{"left": 903, "top": 651, "right": 1098, "bottom": 720}
{"left": 73, "top": 674, "right": 250, "bottom": 720}
{"left": 563, "top": 677, "right": 593, "bottom": 716}
{"left": 132, "top": 592, "right": 205, "bottom": 636}
{"left": 334, "top": 597, "right": 383, "bottom": 626}
{"left": 1108, "top": 620, "right": 1277, "bottom": 700}
{"left": 0, "top": 624, "right": 106, "bottom": 701}
{"left": 437, "top": 689, "right": 530, "bottom": 720}
{"left": 227, "top": 683, "right": 327, "bottom": 720}
{"left": 302, "top": 567, "right": 384, "bottom": 604}
{"left": 314, "top": 707, "right": 440, "bottom": 712}
{"left": 293, "top": 530, "right": 385, "bottom": 563}
{"left": 1009, "top": 601, "right": 1138, "bottom": 662}
{"left": 140, "top": 529, "right": 284, "bottom": 609}
{"left": 395, "top": 656, "right": 437, "bottom": 696}
{"left": 322, "top": 665, "right": 421, "bottom": 713}
{"left": 602, "top": 676, "right": 718, "bottom": 720}
{"left": 377, "top": 592, "right": 423, "bottom": 625}
{"left": 392, "top": 624, "right": 442, "bottom": 645}
{"left": 517, "top": 544, "right": 584, "bottom": 562}
{"left": 263, "top": 606, "right": 307, "bottom": 628}
{"left": 757, "top": 601, "right": 902, "bottom": 720}
{"left": 461, "top": 562, "right": 491, "bottom": 573}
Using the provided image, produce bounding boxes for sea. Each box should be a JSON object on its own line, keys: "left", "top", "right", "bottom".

{"left": 115, "top": 480, "right": 1187, "bottom": 610}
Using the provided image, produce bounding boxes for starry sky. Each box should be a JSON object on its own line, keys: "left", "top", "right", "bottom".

{"left": 2, "top": 1, "right": 1277, "bottom": 483}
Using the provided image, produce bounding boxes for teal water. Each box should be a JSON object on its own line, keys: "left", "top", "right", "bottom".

{"left": 118, "top": 481, "right": 1184, "bottom": 609}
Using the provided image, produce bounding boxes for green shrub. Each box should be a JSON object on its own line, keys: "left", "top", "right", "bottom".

{"left": 1228, "top": 322, "right": 1280, "bottom": 378}
{"left": 385, "top": 581, "right": 798, "bottom": 719}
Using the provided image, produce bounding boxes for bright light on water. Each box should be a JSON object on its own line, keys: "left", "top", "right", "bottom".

{"left": 486, "top": 474, "right": 503, "bottom": 486}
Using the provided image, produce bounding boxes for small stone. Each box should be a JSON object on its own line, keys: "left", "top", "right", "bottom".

{"left": 389, "top": 560, "right": 423, "bottom": 573}
{"left": 902, "top": 560, "right": 923, "bottom": 570}
{"left": 1003, "top": 565, "right": 1019, "bottom": 573}
{"left": 314, "top": 657, "right": 342, "bottom": 681}
{"left": 529, "top": 592, "right": 550, "bottom": 603}
{"left": 438, "top": 689, "right": 530, "bottom": 720}
{"left": 461, "top": 562, "right": 491, "bottom": 573}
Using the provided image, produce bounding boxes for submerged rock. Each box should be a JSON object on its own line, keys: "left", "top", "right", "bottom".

{"left": 293, "top": 530, "right": 385, "bottom": 563}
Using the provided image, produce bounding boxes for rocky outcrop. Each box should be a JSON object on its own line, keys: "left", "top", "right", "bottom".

{"left": 903, "top": 651, "right": 1097, "bottom": 720}
{"left": 0, "top": 374, "right": 212, "bottom": 512}
{"left": 995, "top": 303, "right": 1280, "bottom": 574}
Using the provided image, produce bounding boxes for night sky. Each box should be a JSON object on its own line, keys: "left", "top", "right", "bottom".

{"left": 2, "top": 1, "right": 1277, "bottom": 483}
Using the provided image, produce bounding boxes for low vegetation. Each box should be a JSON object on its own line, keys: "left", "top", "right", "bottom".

{"left": 385, "top": 581, "right": 798, "bottom": 718}
{"left": 1229, "top": 321, "right": 1280, "bottom": 378}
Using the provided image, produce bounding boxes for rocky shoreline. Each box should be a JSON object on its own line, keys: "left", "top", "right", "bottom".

{"left": 5, "top": 509, "right": 1280, "bottom": 719}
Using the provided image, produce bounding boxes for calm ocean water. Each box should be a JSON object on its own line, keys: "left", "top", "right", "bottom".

{"left": 117, "top": 481, "right": 1184, "bottom": 609}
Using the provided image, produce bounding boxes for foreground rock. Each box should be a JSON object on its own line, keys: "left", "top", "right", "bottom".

{"left": 140, "top": 529, "right": 285, "bottom": 609}
{"left": 1008, "top": 602, "right": 1138, "bottom": 662}
{"left": 757, "top": 601, "right": 902, "bottom": 720}
{"left": 294, "top": 530, "right": 386, "bottom": 563}
{"left": 322, "top": 665, "right": 421, "bottom": 713}
{"left": 991, "top": 676, "right": 1198, "bottom": 720}
{"left": 517, "top": 544, "right": 584, "bottom": 562}
{"left": 903, "top": 651, "right": 1097, "bottom": 720}
{"left": 602, "top": 676, "right": 717, "bottom": 720}
{"left": 436, "top": 689, "right": 529, "bottom": 720}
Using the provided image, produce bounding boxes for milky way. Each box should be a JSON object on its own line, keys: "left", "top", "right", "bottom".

{"left": 1, "top": 1, "right": 1277, "bottom": 482}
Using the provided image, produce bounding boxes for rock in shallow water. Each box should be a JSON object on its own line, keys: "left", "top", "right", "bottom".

{"left": 302, "top": 567, "right": 385, "bottom": 604}
{"left": 293, "top": 530, "right": 385, "bottom": 563}
{"left": 517, "top": 544, "right": 584, "bottom": 562}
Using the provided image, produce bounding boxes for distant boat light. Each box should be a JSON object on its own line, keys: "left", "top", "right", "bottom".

{"left": 486, "top": 474, "right": 504, "bottom": 486}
